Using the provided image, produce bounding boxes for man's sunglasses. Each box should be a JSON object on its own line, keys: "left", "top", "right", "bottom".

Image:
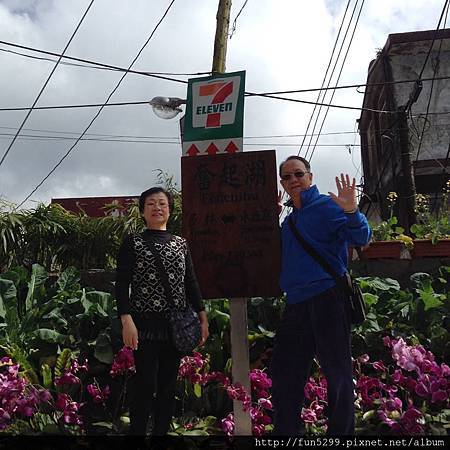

{"left": 280, "top": 171, "right": 309, "bottom": 181}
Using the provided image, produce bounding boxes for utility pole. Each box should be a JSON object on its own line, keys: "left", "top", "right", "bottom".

{"left": 211, "top": 0, "right": 252, "bottom": 436}
{"left": 212, "top": 0, "right": 232, "bottom": 74}
{"left": 397, "top": 108, "right": 417, "bottom": 232}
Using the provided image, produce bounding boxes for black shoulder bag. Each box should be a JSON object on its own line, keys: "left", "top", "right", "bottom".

{"left": 144, "top": 237, "right": 201, "bottom": 354}
{"left": 288, "top": 216, "right": 366, "bottom": 325}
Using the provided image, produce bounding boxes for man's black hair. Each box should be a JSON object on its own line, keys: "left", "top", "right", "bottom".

{"left": 279, "top": 156, "right": 311, "bottom": 177}
{"left": 138, "top": 187, "right": 174, "bottom": 214}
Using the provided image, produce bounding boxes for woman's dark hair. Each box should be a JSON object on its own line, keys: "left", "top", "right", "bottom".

{"left": 279, "top": 156, "right": 311, "bottom": 177}
{"left": 139, "top": 187, "right": 174, "bottom": 214}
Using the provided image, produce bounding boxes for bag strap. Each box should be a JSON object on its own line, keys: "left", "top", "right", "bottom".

{"left": 142, "top": 235, "right": 175, "bottom": 307}
{"left": 288, "top": 215, "right": 345, "bottom": 289}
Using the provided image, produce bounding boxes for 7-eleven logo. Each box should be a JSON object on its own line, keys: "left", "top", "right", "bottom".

{"left": 192, "top": 76, "right": 241, "bottom": 129}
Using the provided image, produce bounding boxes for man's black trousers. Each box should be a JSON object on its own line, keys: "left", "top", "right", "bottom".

{"left": 129, "top": 340, "right": 181, "bottom": 435}
{"left": 271, "top": 285, "right": 354, "bottom": 435}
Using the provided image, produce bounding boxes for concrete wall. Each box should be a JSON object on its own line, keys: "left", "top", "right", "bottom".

{"left": 81, "top": 258, "right": 450, "bottom": 297}
{"left": 390, "top": 38, "right": 450, "bottom": 172}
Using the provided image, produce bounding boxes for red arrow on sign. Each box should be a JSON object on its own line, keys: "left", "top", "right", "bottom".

{"left": 225, "top": 141, "right": 239, "bottom": 153}
{"left": 186, "top": 144, "right": 200, "bottom": 156}
{"left": 206, "top": 143, "right": 219, "bottom": 155}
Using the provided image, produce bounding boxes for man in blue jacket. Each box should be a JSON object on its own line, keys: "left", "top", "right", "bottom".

{"left": 271, "top": 155, "right": 371, "bottom": 435}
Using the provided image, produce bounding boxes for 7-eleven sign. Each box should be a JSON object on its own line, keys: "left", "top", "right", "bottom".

{"left": 182, "top": 71, "right": 245, "bottom": 156}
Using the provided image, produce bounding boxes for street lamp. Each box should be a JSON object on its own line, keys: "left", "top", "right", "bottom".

{"left": 149, "top": 96, "right": 186, "bottom": 119}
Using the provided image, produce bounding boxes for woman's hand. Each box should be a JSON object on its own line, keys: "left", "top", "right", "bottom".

{"left": 198, "top": 310, "right": 209, "bottom": 347}
{"left": 328, "top": 173, "right": 358, "bottom": 213}
{"left": 121, "top": 314, "right": 138, "bottom": 350}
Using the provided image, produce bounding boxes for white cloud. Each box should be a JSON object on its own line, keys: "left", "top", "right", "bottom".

{"left": 0, "top": 0, "right": 447, "bottom": 206}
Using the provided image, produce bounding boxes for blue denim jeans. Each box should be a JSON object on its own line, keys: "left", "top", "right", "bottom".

{"left": 271, "top": 285, "right": 354, "bottom": 435}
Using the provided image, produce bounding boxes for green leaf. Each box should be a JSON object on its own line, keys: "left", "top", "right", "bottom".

{"left": 365, "top": 319, "right": 381, "bottom": 332}
{"left": 182, "top": 429, "right": 209, "bottom": 436}
{"left": 0, "top": 278, "right": 16, "bottom": 319}
{"left": 25, "top": 264, "right": 48, "bottom": 310}
{"left": 362, "top": 410, "right": 376, "bottom": 421}
{"left": 42, "top": 309, "right": 67, "bottom": 328}
{"left": 202, "top": 416, "right": 218, "bottom": 427}
{"left": 363, "top": 293, "right": 379, "bottom": 306}
{"left": 86, "top": 291, "right": 113, "bottom": 316}
{"left": 209, "top": 308, "right": 230, "bottom": 330}
{"left": 120, "top": 416, "right": 130, "bottom": 424}
{"left": 92, "top": 422, "right": 114, "bottom": 429}
{"left": 224, "top": 358, "right": 232, "bottom": 373}
{"left": 30, "top": 412, "right": 57, "bottom": 433}
{"left": 32, "top": 328, "right": 68, "bottom": 344}
{"left": 55, "top": 349, "right": 72, "bottom": 377}
{"left": 418, "top": 290, "right": 444, "bottom": 311}
{"left": 194, "top": 383, "right": 202, "bottom": 398}
{"left": 358, "top": 277, "right": 400, "bottom": 292}
{"left": 410, "top": 272, "right": 432, "bottom": 290}
{"left": 56, "top": 267, "right": 80, "bottom": 292}
{"left": 41, "top": 364, "right": 53, "bottom": 389}
{"left": 80, "top": 289, "right": 93, "bottom": 313}
{"left": 94, "top": 332, "right": 113, "bottom": 364}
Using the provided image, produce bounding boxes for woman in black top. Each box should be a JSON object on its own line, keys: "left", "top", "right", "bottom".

{"left": 115, "top": 186, "right": 209, "bottom": 435}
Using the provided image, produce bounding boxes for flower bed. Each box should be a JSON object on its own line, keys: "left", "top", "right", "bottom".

{"left": 1, "top": 265, "right": 449, "bottom": 435}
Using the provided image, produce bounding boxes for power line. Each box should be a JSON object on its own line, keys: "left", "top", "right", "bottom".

{"left": 0, "top": 100, "right": 150, "bottom": 112}
{"left": 18, "top": 0, "right": 178, "bottom": 209}
{"left": 244, "top": 76, "right": 450, "bottom": 97}
{"left": 0, "top": 93, "right": 447, "bottom": 117}
{"left": 0, "top": 0, "right": 96, "bottom": 169}
{"left": 1, "top": 123, "right": 449, "bottom": 140}
{"left": 279, "top": 0, "right": 353, "bottom": 215}
{"left": 229, "top": 0, "right": 250, "bottom": 38}
{"left": 363, "top": 0, "right": 450, "bottom": 213}
{"left": 417, "top": 0, "right": 450, "bottom": 80}
{"left": 0, "top": 124, "right": 356, "bottom": 139}
{"left": 2, "top": 39, "right": 450, "bottom": 98}
{"left": 0, "top": 132, "right": 362, "bottom": 147}
{"left": 0, "top": 95, "right": 399, "bottom": 114}
{"left": 308, "top": 0, "right": 365, "bottom": 162}
{"left": 360, "top": 0, "right": 450, "bottom": 217}
{"left": 0, "top": 46, "right": 211, "bottom": 77}
{"left": 413, "top": 0, "right": 450, "bottom": 167}
{"left": 0, "top": 125, "right": 177, "bottom": 139}
{"left": 304, "top": 0, "right": 359, "bottom": 160}
{"left": 298, "top": 0, "right": 352, "bottom": 160}
{"left": 0, "top": 40, "right": 188, "bottom": 85}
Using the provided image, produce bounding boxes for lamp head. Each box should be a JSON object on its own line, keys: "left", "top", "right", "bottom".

{"left": 149, "top": 96, "right": 185, "bottom": 119}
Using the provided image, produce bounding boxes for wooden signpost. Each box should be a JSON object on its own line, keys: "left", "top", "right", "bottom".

{"left": 182, "top": 151, "right": 281, "bottom": 299}
{"left": 181, "top": 150, "right": 281, "bottom": 434}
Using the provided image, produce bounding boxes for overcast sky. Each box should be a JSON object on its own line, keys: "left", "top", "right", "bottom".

{"left": 0, "top": 0, "right": 447, "bottom": 208}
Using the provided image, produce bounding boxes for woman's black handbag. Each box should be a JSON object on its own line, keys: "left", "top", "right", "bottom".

{"left": 144, "top": 237, "right": 201, "bottom": 354}
{"left": 288, "top": 216, "right": 366, "bottom": 325}
{"left": 168, "top": 305, "right": 202, "bottom": 355}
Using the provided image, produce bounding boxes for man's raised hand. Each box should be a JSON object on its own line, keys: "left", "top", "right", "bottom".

{"left": 328, "top": 173, "right": 357, "bottom": 213}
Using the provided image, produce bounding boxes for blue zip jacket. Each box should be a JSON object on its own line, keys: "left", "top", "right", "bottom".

{"left": 280, "top": 185, "right": 372, "bottom": 304}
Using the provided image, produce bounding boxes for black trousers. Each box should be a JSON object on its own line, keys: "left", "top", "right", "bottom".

{"left": 271, "top": 286, "right": 354, "bottom": 435}
{"left": 129, "top": 340, "right": 181, "bottom": 435}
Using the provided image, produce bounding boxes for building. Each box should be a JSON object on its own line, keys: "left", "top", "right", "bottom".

{"left": 358, "top": 28, "right": 450, "bottom": 228}
{"left": 51, "top": 195, "right": 138, "bottom": 217}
